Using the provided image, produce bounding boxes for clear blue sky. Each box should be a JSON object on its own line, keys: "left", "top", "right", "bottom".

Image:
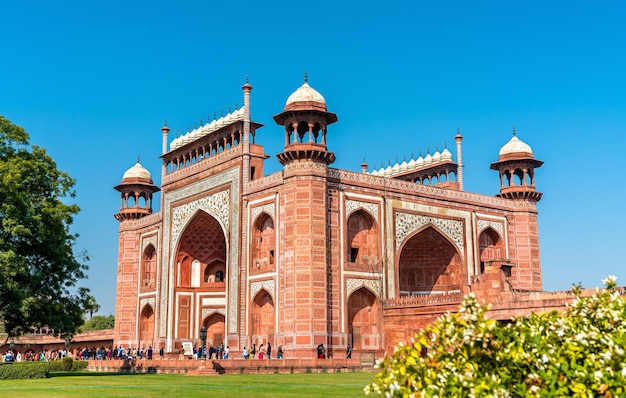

{"left": 2, "top": 1, "right": 625, "bottom": 316}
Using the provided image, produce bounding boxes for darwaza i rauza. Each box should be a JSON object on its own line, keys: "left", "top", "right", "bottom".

{"left": 113, "top": 77, "right": 548, "bottom": 359}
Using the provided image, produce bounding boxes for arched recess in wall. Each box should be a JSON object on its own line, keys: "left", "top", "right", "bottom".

{"left": 174, "top": 210, "right": 226, "bottom": 339}
{"left": 347, "top": 287, "right": 380, "bottom": 350}
{"left": 478, "top": 227, "right": 504, "bottom": 274}
{"left": 139, "top": 305, "right": 155, "bottom": 344}
{"left": 250, "top": 213, "right": 276, "bottom": 275}
{"left": 250, "top": 289, "right": 275, "bottom": 347}
{"left": 175, "top": 210, "right": 227, "bottom": 288}
{"left": 203, "top": 313, "right": 225, "bottom": 347}
{"left": 346, "top": 209, "right": 380, "bottom": 271}
{"left": 141, "top": 244, "right": 157, "bottom": 291}
{"left": 397, "top": 225, "right": 462, "bottom": 296}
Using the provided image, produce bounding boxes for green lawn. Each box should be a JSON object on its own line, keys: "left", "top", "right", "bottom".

{"left": 0, "top": 371, "right": 374, "bottom": 397}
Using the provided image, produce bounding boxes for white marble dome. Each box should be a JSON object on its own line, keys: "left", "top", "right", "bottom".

{"left": 499, "top": 135, "right": 533, "bottom": 156}
{"left": 122, "top": 161, "right": 152, "bottom": 181}
{"left": 286, "top": 83, "right": 326, "bottom": 106}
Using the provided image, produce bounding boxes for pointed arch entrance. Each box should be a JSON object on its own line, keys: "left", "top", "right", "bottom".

{"left": 347, "top": 287, "right": 380, "bottom": 349}
{"left": 347, "top": 209, "right": 379, "bottom": 269}
{"left": 139, "top": 305, "right": 154, "bottom": 345}
{"left": 478, "top": 227, "right": 504, "bottom": 273}
{"left": 250, "top": 289, "right": 275, "bottom": 346}
{"left": 250, "top": 213, "right": 276, "bottom": 275}
{"left": 175, "top": 210, "right": 226, "bottom": 338}
{"left": 397, "top": 226, "right": 462, "bottom": 296}
{"left": 203, "top": 313, "right": 225, "bottom": 347}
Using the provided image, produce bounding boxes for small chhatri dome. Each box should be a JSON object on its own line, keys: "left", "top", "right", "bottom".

{"left": 499, "top": 130, "right": 534, "bottom": 156}
{"left": 284, "top": 74, "right": 327, "bottom": 112}
{"left": 286, "top": 83, "right": 326, "bottom": 107}
{"left": 122, "top": 160, "right": 152, "bottom": 181}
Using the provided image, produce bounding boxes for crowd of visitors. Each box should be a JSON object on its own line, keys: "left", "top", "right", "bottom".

{"left": 3, "top": 342, "right": 350, "bottom": 363}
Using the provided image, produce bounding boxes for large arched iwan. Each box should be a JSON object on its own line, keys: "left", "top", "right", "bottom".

{"left": 397, "top": 226, "right": 462, "bottom": 296}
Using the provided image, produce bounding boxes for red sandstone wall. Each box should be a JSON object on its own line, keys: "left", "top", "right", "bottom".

{"left": 507, "top": 211, "right": 542, "bottom": 291}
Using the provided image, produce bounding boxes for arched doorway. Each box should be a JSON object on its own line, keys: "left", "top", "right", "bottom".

{"left": 347, "top": 287, "right": 380, "bottom": 349}
{"left": 175, "top": 210, "right": 226, "bottom": 338}
{"left": 204, "top": 313, "right": 225, "bottom": 347}
{"left": 250, "top": 290, "right": 275, "bottom": 346}
{"left": 397, "top": 226, "right": 462, "bottom": 296}
{"left": 141, "top": 244, "right": 157, "bottom": 292}
{"left": 478, "top": 227, "right": 503, "bottom": 273}
{"left": 250, "top": 214, "right": 276, "bottom": 274}
{"left": 347, "top": 209, "right": 379, "bottom": 269}
{"left": 139, "top": 305, "right": 154, "bottom": 345}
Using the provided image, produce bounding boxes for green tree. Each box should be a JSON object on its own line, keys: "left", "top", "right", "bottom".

{"left": 0, "top": 116, "right": 89, "bottom": 341}
{"left": 79, "top": 315, "right": 115, "bottom": 332}
{"left": 82, "top": 295, "right": 100, "bottom": 320}
{"left": 366, "top": 276, "right": 626, "bottom": 397}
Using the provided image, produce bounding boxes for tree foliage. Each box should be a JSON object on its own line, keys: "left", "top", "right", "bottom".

{"left": 79, "top": 315, "right": 114, "bottom": 332}
{"left": 0, "top": 116, "right": 89, "bottom": 340}
{"left": 82, "top": 295, "right": 100, "bottom": 320}
{"left": 366, "top": 276, "right": 626, "bottom": 397}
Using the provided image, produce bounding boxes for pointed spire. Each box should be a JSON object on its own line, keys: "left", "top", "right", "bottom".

{"left": 235, "top": 102, "right": 239, "bottom": 110}
{"left": 137, "top": 154, "right": 141, "bottom": 163}
{"left": 304, "top": 71, "right": 308, "bottom": 83}
{"left": 164, "top": 119, "right": 167, "bottom": 127}
{"left": 512, "top": 126, "right": 517, "bottom": 136}
{"left": 214, "top": 111, "right": 217, "bottom": 121}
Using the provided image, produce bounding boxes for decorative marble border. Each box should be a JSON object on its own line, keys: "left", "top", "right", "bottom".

{"left": 171, "top": 190, "right": 230, "bottom": 245}
{"left": 250, "top": 279, "right": 275, "bottom": 300}
{"left": 327, "top": 168, "right": 537, "bottom": 211}
{"left": 395, "top": 212, "right": 465, "bottom": 257}
{"left": 477, "top": 219, "right": 504, "bottom": 237}
{"left": 201, "top": 307, "right": 226, "bottom": 321}
{"left": 160, "top": 167, "right": 240, "bottom": 336}
{"left": 251, "top": 203, "right": 275, "bottom": 225}
{"left": 345, "top": 199, "right": 379, "bottom": 223}
{"left": 139, "top": 297, "right": 155, "bottom": 312}
{"left": 142, "top": 235, "right": 157, "bottom": 252}
{"left": 346, "top": 278, "right": 381, "bottom": 299}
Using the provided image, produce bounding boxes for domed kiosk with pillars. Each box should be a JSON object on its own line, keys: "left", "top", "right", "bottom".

{"left": 112, "top": 76, "right": 568, "bottom": 365}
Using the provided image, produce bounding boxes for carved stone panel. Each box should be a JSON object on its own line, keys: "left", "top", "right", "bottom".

{"left": 345, "top": 199, "right": 379, "bottom": 223}
{"left": 346, "top": 278, "right": 381, "bottom": 298}
{"left": 395, "top": 212, "right": 464, "bottom": 257}
{"left": 250, "top": 279, "right": 275, "bottom": 300}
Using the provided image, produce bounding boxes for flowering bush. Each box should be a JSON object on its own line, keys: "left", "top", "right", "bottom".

{"left": 366, "top": 276, "right": 626, "bottom": 397}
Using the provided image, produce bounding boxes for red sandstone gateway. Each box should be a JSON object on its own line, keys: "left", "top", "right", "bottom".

{"left": 113, "top": 76, "right": 547, "bottom": 361}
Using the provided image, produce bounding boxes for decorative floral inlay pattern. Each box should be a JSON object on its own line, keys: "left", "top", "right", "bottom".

{"left": 345, "top": 199, "right": 379, "bottom": 223}
{"left": 140, "top": 297, "right": 155, "bottom": 312}
{"left": 171, "top": 190, "right": 230, "bottom": 246}
{"left": 346, "top": 278, "right": 381, "bottom": 298}
{"left": 250, "top": 279, "right": 275, "bottom": 300}
{"left": 251, "top": 203, "right": 275, "bottom": 224}
{"left": 142, "top": 235, "right": 157, "bottom": 252}
{"left": 477, "top": 219, "right": 504, "bottom": 236}
{"left": 202, "top": 307, "right": 226, "bottom": 321}
{"left": 395, "top": 212, "right": 464, "bottom": 257}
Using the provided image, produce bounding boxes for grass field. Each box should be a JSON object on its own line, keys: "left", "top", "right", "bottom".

{"left": 0, "top": 371, "right": 375, "bottom": 397}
